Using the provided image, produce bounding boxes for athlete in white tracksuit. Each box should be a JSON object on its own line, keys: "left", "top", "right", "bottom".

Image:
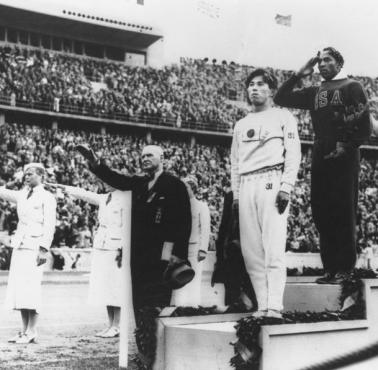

{"left": 231, "top": 69, "right": 301, "bottom": 318}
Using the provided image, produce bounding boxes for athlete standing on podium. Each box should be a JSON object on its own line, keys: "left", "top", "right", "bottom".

{"left": 274, "top": 47, "right": 372, "bottom": 284}
{"left": 231, "top": 69, "right": 301, "bottom": 319}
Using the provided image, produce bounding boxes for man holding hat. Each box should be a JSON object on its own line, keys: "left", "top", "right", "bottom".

{"left": 76, "top": 144, "right": 192, "bottom": 313}
{"left": 0, "top": 163, "right": 56, "bottom": 344}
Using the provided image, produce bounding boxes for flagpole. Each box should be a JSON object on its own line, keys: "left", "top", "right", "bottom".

{"left": 119, "top": 192, "right": 133, "bottom": 369}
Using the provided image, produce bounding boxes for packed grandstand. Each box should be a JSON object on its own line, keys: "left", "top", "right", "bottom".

{"left": 0, "top": 44, "right": 378, "bottom": 137}
{"left": 0, "top": 43, "right": 377, "bottom": 269}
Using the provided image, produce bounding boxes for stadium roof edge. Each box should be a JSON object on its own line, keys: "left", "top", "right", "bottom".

{"left": 0, "top": 3, "right": 162, "bottom": 49}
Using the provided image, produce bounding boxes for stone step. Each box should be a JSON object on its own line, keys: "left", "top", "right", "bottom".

{"left": 163, "top": 320, "right": 369, "bottom": 370}
{"left": 284, "top": 282, "right": 341, "bottom": 312}
{"left": 154, "top": 280, "right": 378, "bottom": 370}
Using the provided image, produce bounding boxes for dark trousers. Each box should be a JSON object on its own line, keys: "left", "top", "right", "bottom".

{"left": 311, "top": 145, "right": 360, "bottom": 273}
{"left": 132, "top": 261, "right": 172, "bottom": 314}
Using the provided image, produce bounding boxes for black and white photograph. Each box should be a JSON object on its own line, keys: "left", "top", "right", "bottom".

{"left": 0, "top": 0, "right": 378, "bottom": 369}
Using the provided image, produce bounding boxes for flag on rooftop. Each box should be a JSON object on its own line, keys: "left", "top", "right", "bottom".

{"left": 275, "top": 14, "right": 292, "bottom": 27}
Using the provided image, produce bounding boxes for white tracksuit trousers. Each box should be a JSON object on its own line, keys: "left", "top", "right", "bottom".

{"left": 239, "top": 169, "right": 288, "bottom": 312}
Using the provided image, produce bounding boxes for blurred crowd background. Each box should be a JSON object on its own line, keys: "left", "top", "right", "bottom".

{"left": 0, "top": 44, "right": 377, "bottom": 269}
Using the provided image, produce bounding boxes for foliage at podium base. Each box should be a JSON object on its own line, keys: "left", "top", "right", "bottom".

{"left": 134, "top": 269, "right": 375, "bottom": 370}
{"left": 231, "top": 270, "right": 371, "bottom": 370}
{"left": 134, "top": 305, "right": 221, "bottom": 369}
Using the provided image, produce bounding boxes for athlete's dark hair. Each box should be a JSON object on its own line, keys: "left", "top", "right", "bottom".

{"left": 245, "top": 68, "right": 277, "bottom": 105}
{"left": 245, "top": 68, "right": 278, "bottom": 90}
{"left": 322, "top": 47, "right": 344, "bottom": 68}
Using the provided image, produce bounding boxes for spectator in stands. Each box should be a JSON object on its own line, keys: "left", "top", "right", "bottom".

{"left": 0, "top": 120, "right": 376, "bottom": 261}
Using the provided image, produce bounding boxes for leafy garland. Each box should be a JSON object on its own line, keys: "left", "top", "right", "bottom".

{"left": 134, "top": 305, "right": 221, "bottom": 369}
{"left": 134, "top": 268, "right": 377, "bottom": 370}
{"left": 230, "top": 269, "right": 375, "bottom": 370}
{"left": 287, "top": 267, "right": 378, "bottom": 278}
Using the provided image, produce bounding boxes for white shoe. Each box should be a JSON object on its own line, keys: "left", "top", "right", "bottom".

{"left": 8, "top": 332, "right": 23, "bottom": 343}
{"left": 95, "top": 328, "right": 110, "bottom": 337}
{"left": 251, "top": 310, "right": 268, "bottom": 318}
{"left": 101, "top": 327, "right": 120, "bottom": 338}
{"left": 16, "top": 333, "right": 36, "bottom": 344}
{"left": 266, "top": 309, "right": 283, "bottom": 319}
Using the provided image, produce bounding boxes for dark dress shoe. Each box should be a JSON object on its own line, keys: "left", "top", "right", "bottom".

{"left": 315, "top": 272, "right": 334, "bottom": 284}
{"left": 328, "top": 272, "right": 351, "bottom": 285}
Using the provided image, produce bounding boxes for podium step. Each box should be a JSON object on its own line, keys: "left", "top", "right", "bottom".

{"left": 154, "top": 280, "right": 378, "bottom": 370}
{"left": 284, "top": 282, "right": 341, "bottom": 312}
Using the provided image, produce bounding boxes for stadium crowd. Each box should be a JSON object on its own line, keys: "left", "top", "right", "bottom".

{"left": 0, "top": 122, "right": 377, "bottom": 271}
{"left": 0, "top": 45, "right": 377, "bottom": 137}
{"left": 0, "top": 43, "right": 377, "bottom": 269}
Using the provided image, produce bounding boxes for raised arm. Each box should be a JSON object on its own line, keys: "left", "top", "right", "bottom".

{"left": 274, "top": 56, "right": 319, "bottom": 110}
{"left": 76, "top": 144, "right": 144, "bottom": 191}
{"left": 63, "top": 185, "right": 102, "bottom": 206}
{"left": 90, "top": 163, "right": 143, "bottom": 191}
{"left": 0, "top": 186, "right": 20, "bottom": 204}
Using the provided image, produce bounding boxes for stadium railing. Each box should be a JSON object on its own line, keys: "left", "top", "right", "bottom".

{"left": 0, "top": 93, "right": 377, "bottom": 144}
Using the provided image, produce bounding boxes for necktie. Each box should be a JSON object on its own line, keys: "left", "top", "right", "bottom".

{"left": 106, "top": 193, "right": 112, "bottom": 205}
{"left": 27, "top": 189, "right": 33, "bottom": 199}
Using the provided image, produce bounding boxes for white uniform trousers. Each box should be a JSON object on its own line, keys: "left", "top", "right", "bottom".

{"left": 239, "top": 169, "right": 289, "bottom": 312}
{"left": 170, "top": 242, "right": 204, "bottom": 307}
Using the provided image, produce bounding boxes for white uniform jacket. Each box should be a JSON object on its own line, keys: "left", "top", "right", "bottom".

{"left": 64, "top": 186, "right": 131, "bottom": 251}
{"left": 188, "top": 199, "right": 211, "bottom": 258}
{"left": 0, "top": 184, "right": 56, "bottom": 251}
{"left": 231, "top": 107, "right": 301, "bottom": 199}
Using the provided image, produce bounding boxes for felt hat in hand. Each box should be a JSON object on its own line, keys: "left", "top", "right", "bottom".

{"left": 164, "top": 261, "right": 195, "bottom": 289}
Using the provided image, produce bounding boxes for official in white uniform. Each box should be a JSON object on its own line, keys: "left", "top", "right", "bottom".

{"left": 1, "top": 163, "right": 56, "bottom": 344}
{"left": 231, "top": 69, "right": 301, "bottom": 319}
{"left": 171, "top": 176, "right": 210, "bottom": 306}
{"left": 56, "top": 184, "right": 132, "bottom": 338}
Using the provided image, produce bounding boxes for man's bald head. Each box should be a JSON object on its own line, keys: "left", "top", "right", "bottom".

{"left": 142, "top": 145, "right": 164, "bottom": 159}
{"left": 141, "top": 145, "right": 164, "bottom": 174}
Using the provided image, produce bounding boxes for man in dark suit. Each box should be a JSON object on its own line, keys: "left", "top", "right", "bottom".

{"left": 77, "top": 144, "right": 192, "bottom": 311}
{"left": 212, "top": 188, "right": 255, "bottom": 310}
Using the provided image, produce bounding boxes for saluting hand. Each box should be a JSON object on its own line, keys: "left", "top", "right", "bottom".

{"left": 75, "top": 144, "right": 98, "bottom": 166}
{"left": 297, "top": 52, "right": 320, "bottom": 78}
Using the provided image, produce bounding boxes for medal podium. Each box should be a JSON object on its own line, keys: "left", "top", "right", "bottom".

{"left": 153, "top": 278, "right": 378, "bottom": 370}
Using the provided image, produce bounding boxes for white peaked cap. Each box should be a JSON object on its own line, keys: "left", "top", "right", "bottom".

{"left": 23, "top": 162, "right": 45, "bottom": 173}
